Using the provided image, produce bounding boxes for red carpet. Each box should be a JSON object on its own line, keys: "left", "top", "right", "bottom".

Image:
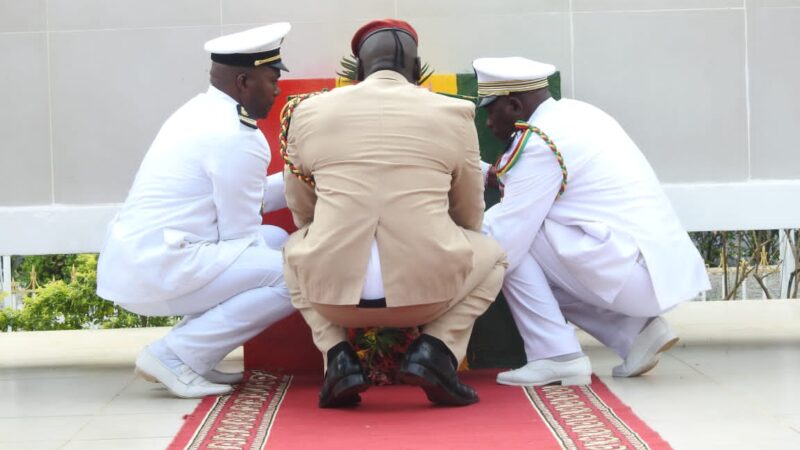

{"left": 169, "top": 370, "right": 672, "bottom": 449}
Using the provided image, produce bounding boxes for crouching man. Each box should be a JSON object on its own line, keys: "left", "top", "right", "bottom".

{"left": 473, "top": 56, "right": 710, "bottom": 386}
{"left": 97, "top": 23, "right": 296, "bottom": 398}
{"left": 283, "top": 19, "right": 507, "bottom": 408}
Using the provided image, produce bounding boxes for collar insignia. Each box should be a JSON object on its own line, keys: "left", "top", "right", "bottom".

{"left": 237, "top": 104, "right": 258, "bottom": 129}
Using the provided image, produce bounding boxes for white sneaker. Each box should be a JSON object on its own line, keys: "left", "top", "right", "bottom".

{"left": 140, "top": 367, "right": 242, "bottom": 385}
{"left": 135, "top": 348, "right": 233, "bottom": 398}
{"left": 613, "top": 317, "right": 679, "bottom": 378}
{"left": 203, "top": 369, "right": 244, "bottom": 385}
{"left": 496, "top": 355, "right": 592, "bottom": 386}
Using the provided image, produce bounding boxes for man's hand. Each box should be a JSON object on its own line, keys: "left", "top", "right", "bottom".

{"left": 487, "top": 165, "right": 500, "bottom": 189}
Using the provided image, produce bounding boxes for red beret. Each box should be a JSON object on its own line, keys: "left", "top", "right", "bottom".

{"left": 351, "top": 19, "right": 419, "bottom": 56}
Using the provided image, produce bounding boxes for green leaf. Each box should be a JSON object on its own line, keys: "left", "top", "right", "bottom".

{"left": 9, "top": 253, "right": 178, "bottom": 331}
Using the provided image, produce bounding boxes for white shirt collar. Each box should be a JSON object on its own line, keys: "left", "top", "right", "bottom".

{"left": 530, "top": 97, "right": 557, "bottom": 123}
{"left": 206, "top": 85, "right": 238, "bottom": 105}
{"left": 365, "top": 70, "right": 411, "bottom": 83}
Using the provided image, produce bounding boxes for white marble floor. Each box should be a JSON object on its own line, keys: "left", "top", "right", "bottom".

{"left": 1, "top": 300, "right": 799, "bottom": 450}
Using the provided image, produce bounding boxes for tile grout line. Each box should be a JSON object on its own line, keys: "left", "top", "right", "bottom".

{"left": 41, "top": 24, "right": 222, "bottom": 34}
{"left": 45, "top": 3, "right": 55, "bottom": 204}
{"left": 572, "top": 7, "right": 746, "bottom": 15}
{"left": 569, "top": 0, "right": 576, "bottom": 97}
{"left": 0, "top": 30, "right": 48, "bottom": 36}
{"left": 743, "top": 3, "right": 752, "bottom": 181}
{"left": 662, "top": 349, "right": 714, "bottom": 377}
{"left": 53, "top": 372, "right": 138, "bottom": 447}
{"left": 96, "top": 371, "right": 141, "bottom": 416}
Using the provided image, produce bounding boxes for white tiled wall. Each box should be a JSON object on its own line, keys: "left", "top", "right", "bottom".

{"left": 45, "top": 0, "right": 221, "bottom": 31}
{"left": 0, "top": 0, "right": 46, "bottom": 32}
{"left": 747, "top": 0, "right": 800, "bottom": 179}
{"left": 0, "top": 32, "right": 51, "bottom": 206}
{"left": 49, "top": 27, "right": 217, "bottom": 202}
{"left": 573, "top": 8, "right": 748, "bottom": 182}
{"left": 0, "top": 0, "right": 797, "bottom": 206}
{"left": 221, "top": 0, "right": 396, "bottom": 25}
{"left": 405, "top": 12, "right": 572, "bottom": 89}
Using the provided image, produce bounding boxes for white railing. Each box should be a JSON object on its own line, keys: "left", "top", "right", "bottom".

{"left": 1, "top": 180, "right": 799, "bottom": 298}
{"left": 4, "top": 180, "right": 800, "bottom": 255}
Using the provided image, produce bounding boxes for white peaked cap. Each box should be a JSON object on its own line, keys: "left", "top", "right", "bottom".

{"left": 204, "top": 22, "right": 291, "bottom": 70}
{"left": 472, "top": 56, "right": 556, "bottom": 106}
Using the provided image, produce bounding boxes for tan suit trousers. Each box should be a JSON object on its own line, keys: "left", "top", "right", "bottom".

{"left": 288, "top": 230, "right": 507, "bottom": 366}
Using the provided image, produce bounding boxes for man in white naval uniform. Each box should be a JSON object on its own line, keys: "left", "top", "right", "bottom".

{"left": 472, "top": 57, "right": 710, "bottom": 386}
{"left": 96, "top": 23, "right": 295, "bottom": 398}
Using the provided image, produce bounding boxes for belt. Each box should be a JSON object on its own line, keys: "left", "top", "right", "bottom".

{"left": 358, "top": 298, "right": 387, "bottom": 308}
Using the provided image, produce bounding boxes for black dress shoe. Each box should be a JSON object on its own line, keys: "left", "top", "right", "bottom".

{"left": 398, "top": 334, "right": 479, "bottom": 406}
{"left": 319, "top": 342, "right": 370, "bottom": 408}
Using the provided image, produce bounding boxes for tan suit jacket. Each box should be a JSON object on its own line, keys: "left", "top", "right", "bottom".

{"left": 283, "top": 70, "right": 485, "bottom": 308}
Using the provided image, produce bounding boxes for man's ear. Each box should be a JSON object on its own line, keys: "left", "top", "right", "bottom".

{"left": 235, "top": 72, "right": 248, "bottom": 91}
{"left": 413, "top": 57, "right": 422, "bottom": 84}
{"left": 507, "top": 95, "right": 526, "bottom": 119}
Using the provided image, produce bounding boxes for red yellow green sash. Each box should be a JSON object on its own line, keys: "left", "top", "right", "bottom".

{"left": 279, "top": 92, "right": 324, "bottom": 188}
{"left": 493, "top": 120, "right": 567, "bottom": 197}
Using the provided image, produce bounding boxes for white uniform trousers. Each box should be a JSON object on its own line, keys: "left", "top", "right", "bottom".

{"left": 504, "top": 229, "right": 670, "bottom": 361}
{"left": 118, "top": 225, "right": 294, "bottom": 374}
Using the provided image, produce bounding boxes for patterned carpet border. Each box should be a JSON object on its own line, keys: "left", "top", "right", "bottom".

{"left": 168, "top": 370, "right": 292, "bottom": 450}
{"left": 170, "top": 371, "right": 671, "bottom": 449}
{"left": 524, "top": 375, "right": 672, "bottom": 450}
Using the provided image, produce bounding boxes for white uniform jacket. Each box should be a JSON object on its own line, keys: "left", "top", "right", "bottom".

{"left": 483, "top": 98, "right": 710, "bottom": 310}
{"left": 97, "top": 86, "right": 284, "bottom": 304}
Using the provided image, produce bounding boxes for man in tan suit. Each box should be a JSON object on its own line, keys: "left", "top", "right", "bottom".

{"left": 283, "top": 19, "right": 506, "bottom": 408}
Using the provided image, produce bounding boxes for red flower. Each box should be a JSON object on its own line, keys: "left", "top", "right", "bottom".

{"left": 347, "top": 326, "right": 420, "bottom": 385}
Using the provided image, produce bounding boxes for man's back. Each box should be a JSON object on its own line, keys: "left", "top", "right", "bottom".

{"left": 98, "top": 87, "right": 270, "bottom": 304}
{"left": 531, "top": 97, "right": 709, "bottom": 306}
{"left": 284, "top": 70, "right": 485, "bottom": 307}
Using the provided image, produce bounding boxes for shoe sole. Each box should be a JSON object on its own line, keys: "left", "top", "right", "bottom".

{"left": 398, "top": 362, "right": 478, "bottom": 407}
{"left": 496, "top": 373, "right": 591, "bottom": 387}
{"left": 636, "top": 336, "right": 679, "bottom": 376}
{"left": 135, "top": 367, "right": 232, "bottom": 398}
{"left": 616, "top": 336, "right": 680, "bottom": 378}
{"left": 135, "top": 367, "right": 159, "bottom": 384}
{"left": 319, "top": 374, "right": 370, "bottom": 408}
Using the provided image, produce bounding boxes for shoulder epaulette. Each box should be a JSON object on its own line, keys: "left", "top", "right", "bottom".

{"left": 237, "top": 104, "right": 258, "bottom": 129}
